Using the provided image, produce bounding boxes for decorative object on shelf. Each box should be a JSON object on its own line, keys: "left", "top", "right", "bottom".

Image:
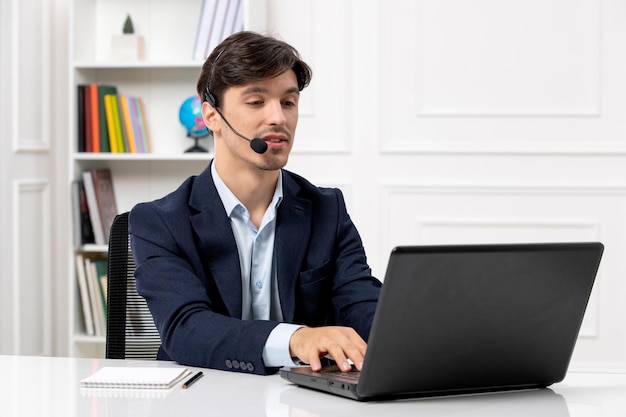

{"left": 111, "top": 14, "right": 145, "bottom": 61}
{"left": 179, "top": 95, "right": 210, "bottom": 153}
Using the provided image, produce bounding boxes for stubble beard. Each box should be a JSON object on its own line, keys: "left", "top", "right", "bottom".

{"left": 252, "top": 148, "right": 289, "bottom": 172}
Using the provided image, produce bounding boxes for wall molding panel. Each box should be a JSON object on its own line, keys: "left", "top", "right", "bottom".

{"left": 11, "top": 178, "right": 52, "bottom": 355}
{"left": 257, "top": 0, "right": 353, "bottom": 154}
{"left": 12, "top": 0, "right": 51, "bottom": 153}
{"left": 377, "top": 0, "right": 626, "bottom": 155}
{"left": 378, "top": 180, "right": 625, "bottom": 369}
{"left": 414, "top": 0, "right": 601, "bottom": 117}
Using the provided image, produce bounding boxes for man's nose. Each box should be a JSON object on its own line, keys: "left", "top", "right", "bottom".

{"left": 265, "top": 100, "right": 287, "bottom": 126}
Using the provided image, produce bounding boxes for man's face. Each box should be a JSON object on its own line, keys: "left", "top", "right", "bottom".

{"left": 208, "top": 70, "right": 301, "bottom": 171}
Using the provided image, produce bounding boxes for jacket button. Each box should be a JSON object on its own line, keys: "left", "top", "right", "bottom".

{"left": 239, "top": 361, "right": 247, "bottom": 370}
{"left": 233, "top": 360, "right": 240, "bottom": 369}
{"left": 225, "top": 359, "right": 232, "bottom": 368}
{"left": 246, "top": 362, "right": 254, "bottom": 372}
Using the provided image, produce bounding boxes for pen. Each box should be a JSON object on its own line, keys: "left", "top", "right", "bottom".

{"left": 182, "top": 371, "right": 204, "bottom": 389}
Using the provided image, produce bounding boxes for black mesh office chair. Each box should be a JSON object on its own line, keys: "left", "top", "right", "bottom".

{"left": 106, "top": 211, "right": 161, "bottom": 359}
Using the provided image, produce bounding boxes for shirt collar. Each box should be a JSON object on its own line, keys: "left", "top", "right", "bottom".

{"left": 211, "top": 162, "right": 283, "bottom": 218}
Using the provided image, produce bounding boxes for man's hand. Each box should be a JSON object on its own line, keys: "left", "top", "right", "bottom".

{"left": 289, "top": 326, "right": 367, "bottom": 372}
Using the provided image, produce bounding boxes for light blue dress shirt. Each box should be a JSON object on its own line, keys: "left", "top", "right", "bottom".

{"left": 211, "top": 164, "right": 302, "bottom": 367}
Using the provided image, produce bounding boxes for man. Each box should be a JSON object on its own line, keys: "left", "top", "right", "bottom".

{"left": 129, "top": 31, "right": 381, "bottom": 375}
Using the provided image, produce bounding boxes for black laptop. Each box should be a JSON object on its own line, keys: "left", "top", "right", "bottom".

{"left": 280, "top": 242, "right": 604, "bottom": 401}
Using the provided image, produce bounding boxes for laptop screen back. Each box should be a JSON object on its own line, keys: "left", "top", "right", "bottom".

{"left": 356, "top": 242, "right": 603, "bottom": 399}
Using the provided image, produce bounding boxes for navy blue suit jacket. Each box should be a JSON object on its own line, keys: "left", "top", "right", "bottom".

{"left": 129, "top": 162, "right": 381, "bottom": 375}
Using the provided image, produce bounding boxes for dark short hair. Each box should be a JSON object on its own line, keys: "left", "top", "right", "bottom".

{"left": 197, "top": 31, "right": 313, "bottom": 106}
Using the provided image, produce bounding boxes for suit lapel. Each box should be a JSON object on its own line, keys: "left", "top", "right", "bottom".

{"left": 189, "top": 163, "right": 242, "bottom": 318}
{"left": 187, "top": 166, "right": 312, "bottom": 322}
{"left": 275, "top": 173, "right": 312, "bottom": 322}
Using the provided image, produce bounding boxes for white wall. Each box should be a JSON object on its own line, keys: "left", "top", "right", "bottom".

{"left": 1, "top": 0, "right": 624, "bottom": 371}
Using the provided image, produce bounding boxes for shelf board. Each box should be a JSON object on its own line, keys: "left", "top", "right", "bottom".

{"left": 75, "top": 244, "right": 108, "bottom": 253}
{"left": 73, "top": 334, "right": 106, "bottom": 344}
{"left": 73, "top": 60, "right": 203, "bottom": 70}
{"left": 72, "top": 152, "right": 213, "bottom": 162}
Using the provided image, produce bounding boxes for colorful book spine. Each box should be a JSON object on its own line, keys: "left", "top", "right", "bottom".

{"left": 128, "top": 97, "right": 144, "bottom": 153}
{"left": 120, "top": 96, "right": 137, "bottom": 153}
{"left": 110, "top": 95, "right": 125, "bottom": 153}
{"left": 97, "top": 85, "right": 118, "bottom": 152}
{"left": 136, "top": 97, "right": 151, "bottom": 153}
{"left": 116, "top": 95, "right": 130, "bottom": 153}
{"left": 89, "top": 84, "right": 100, "bottom": 152}
{"left": 103, "top": 95, "right": 119, "bottom": 153}
{"left": 76, "top": 84, "right": 150, "bottom": 154}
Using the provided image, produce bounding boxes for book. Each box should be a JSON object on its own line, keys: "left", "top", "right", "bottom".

{"left": 71, "top": 179, "right": 95, "bottom": 245}
{"left": 82, "top": 170, "right": 105, "bottom": 245}
{"left": 80, "top": 367, "right": 192, "bottom": 389}
{"left": 104, "top": 95, "right": 119, "bottom": 152}
{"left": 116, "top": 95, "right": 130, "bottom": 152}
{"left": 84, "top": 85, "right": 93, "bottom": 152}
{"left": 91, "top": 168, "right": 119, "bottom": 244}
{"left": 206, "top": 0, "right": 229, "bottom": 57}
{"left": 222, "top": 0, "right": 242, "bottom": 41}
{"left": 136, "top": 97, "right": 151, "bottom": 153}
{"left": 84, "top": 256, "right": 104, "bottom": 336}
{"left": 87, "top": 257, "right": 107, "bottom": 335}
{"left": 89, "top": 84, "right": 100, "bottom": 152}
{"left": 97, "top": 85, "right": 118, "bottom": 152}
{"left": 77, "top": 85, "right": 86, "bottom": 152}
{"left": 77, "top": 87, "right": 149, "bottom": 154}
{"left": 93, "top": 258, "right": 108, "bottom": 319}
{"left": 120, "top": 96, "right": 137, "bottom": 153}
{"left": 75, "top": 253, "right": 95, "bottom": 336}
{"left": 128, "top": 97, "right": 144, "bottom": 153}
{"left": 193, "top": 0, "right": 218, "bottom": 61}
{"left": 108, "top": 94, "right": 126, "bottom": 152}
{"left": 71, "top": 180, "right": 81, "bottom": 246}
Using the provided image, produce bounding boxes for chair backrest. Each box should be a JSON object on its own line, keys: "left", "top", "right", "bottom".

{"left": 106, "top": 211, "right": 161, "bottom": 359}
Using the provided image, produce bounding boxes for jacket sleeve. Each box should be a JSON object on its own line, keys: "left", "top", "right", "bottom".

{"left": 327, "top": 189, "right": 382, "bottom": 340}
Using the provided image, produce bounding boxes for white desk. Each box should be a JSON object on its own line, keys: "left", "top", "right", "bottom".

{"left": 1, "top": 355, "right": 625, "bottom": 417}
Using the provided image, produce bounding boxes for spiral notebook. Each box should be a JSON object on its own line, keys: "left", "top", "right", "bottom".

{"left": 80, "top": 367, "right": 191, "bottom": 389}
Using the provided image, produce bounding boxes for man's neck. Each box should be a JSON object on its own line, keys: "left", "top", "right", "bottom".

{"left": 214, "top": 159, "right": 280, "bottom": 227}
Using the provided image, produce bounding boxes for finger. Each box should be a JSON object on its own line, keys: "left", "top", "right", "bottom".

{"left": 340, "top": 330, "right": 367, "bottom": 370}
{"left": 308, "top": 354, "right": 322, "bottom": 372}
{"left": 325, "top": 345, "right": 353, "bottom": 372}
{"left": 343, "top": 345, "right": 365, "bottom": 371}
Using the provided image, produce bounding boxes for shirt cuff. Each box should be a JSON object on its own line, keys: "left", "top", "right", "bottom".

{"left": 262, "top": 323, "right": 305, "bottom": 367}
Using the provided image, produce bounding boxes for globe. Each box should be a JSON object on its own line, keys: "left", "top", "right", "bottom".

{"left": 179, "top": 95, "right": 209, "bottom": 138}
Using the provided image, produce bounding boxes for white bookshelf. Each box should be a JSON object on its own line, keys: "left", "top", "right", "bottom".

{"left": 68, "top": 0, "right": 215, "bottom": 357}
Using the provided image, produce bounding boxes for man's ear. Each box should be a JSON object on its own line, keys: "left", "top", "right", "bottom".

{"left": 202, "top": 101, "right": 221, "bottom": 134}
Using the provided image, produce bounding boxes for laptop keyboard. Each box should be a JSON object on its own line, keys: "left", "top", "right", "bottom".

{"left": 320, "top": 368, "right": 361, "bottom": 383}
